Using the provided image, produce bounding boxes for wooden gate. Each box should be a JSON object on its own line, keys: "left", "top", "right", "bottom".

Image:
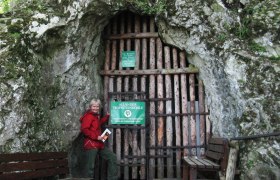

{"left": 100, "top": 11, "right": 210, "bottom": 180}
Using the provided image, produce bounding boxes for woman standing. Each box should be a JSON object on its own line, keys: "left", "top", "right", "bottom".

{"left": 80, "top": 99, "right": 118, "bottom": 180}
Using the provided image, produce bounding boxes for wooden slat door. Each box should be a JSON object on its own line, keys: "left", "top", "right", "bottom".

{"left": 100, "top": 11, "right": 210, "bottom": 180}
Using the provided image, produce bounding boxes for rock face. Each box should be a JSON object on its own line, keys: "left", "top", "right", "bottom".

{"left": 0, "top": 0, "right": 279, "bottom": 179}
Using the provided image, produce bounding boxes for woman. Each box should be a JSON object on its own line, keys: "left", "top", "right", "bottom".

{"left": 80, "top": 99, "right": 118, "bottom": 180}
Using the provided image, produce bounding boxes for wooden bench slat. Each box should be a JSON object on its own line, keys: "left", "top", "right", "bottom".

{"left": 206, "top": 150, "right": 223, "bottom": 160}
{"left": 0, "top": 152, "right": 67, "bottom": 162}
{"left": 208, "top": 144, "right": 225, "bottom": 153}
{"left": 183, "top": 138, "right": 230, "bottom": 180}
{"left": 0, "top": 152, "right": 69, "bottom": 179}
{"left": 183, "top": 157, "right": 197, "bottom": 167}
{"left": 196, "top": 158, "right": 215, "bottom": 169}
{"left": 189, "top": 157, "right": 206, "bottom": 168}
{"left": 0, "top": 167, "right": 69, "bottom": 180}
{"left": 208, "top": 138, "right": 227, "bottom": 145}
{"left": 202, "top": 159, "right": 220, "bottom": 169}
{"left": 0, "top": 159, "right": 68, "bottom": 172}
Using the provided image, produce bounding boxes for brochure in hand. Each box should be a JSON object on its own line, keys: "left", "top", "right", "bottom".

{"left": 101, "top": 128, "right": 111, "bottom": 142}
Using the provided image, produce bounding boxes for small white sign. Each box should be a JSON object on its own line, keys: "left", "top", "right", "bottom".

{"left": 101, "top": 128, "right": 111, "bottom": 142}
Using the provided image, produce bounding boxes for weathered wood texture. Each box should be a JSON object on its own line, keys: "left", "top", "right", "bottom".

{"left": 101, "top": 11, "right": 208, "bottom": 180}
{"left": 164, "top": 46, "right": 173, "bottom": 178}
{"left": 183, "top": 138, "right": 230, "bottom": 180}
{"left": 180, "top": 52, "right": 189, "bottom": 156}
{"left": 140, "top": 17, "right": 147, "bottom": 180}
{"left": 148, "top": 17, "right": 156, "bottom": 180}
{"left": 173, "top": 48, "right": 182, "bottom": 178}
{"left": 0, "top": 152, "right": 69, "bottom": 180}
{"left": 123, "top": 13, "right": 131, "bottom": 180}
{"left": 226, "top": 140, "right": 239, "bottom": 180}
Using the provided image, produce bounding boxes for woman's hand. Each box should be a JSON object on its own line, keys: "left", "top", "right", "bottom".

{"left": 97, "top": 136, "right": 103, "bottom": 141}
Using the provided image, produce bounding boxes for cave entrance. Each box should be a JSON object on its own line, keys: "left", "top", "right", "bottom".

{"left": 100, "top": 11, "right": 210, "bottom": 180}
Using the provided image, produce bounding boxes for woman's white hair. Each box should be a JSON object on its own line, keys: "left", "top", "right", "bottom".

{"left": 89, "top": 99, "right": 101, "bottom": 108}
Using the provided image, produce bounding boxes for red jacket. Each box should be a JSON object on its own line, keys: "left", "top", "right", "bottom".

{"left": 80, "top": 111, "right": 110, "bottom": 150}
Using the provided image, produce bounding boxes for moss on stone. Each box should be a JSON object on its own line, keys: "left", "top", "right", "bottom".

{"left": 210, "top": 3, "right": 225, "bottom": 13}
{"left": 126, "top": 0, "right": 167, "bottom": 15}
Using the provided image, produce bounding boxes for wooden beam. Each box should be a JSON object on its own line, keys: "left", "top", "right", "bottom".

{"left": 104, "top": 32, "right": 158, "bottom": 40}
{"left": 100, "top": 67, "right": 199, "bottom": 76}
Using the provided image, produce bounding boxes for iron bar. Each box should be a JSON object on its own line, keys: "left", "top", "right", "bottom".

{"left": 104, "top": 125, "right": 146, "bottom": 129}
{"left": 230, "top": 132, "right": 280, "bottom": 141}
{"left": 148, "top": 145, "right": 205, "bottom": 149}
{"left": 105, "top": 32, "right": 158, "bottom": 40}
{"left": 148, "top": 155, "right": 171, "bottom": 158}
{"left": 118, "top": 163, "right": 143, "bottom": 167}
{"left": 108, "top": 91, "right": 146, "bottom": 95}
{"left": 148, "top": 98, "right": 172, "bottom": 101}
{"left": 123, "top": 155, "right": 146, "bottom": 159}
{"left": 150, "top": 112, "right": 210, "bottom": 117}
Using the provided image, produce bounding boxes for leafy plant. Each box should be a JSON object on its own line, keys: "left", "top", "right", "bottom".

{"left": 0, "top": 0, "right": 11, "bottom": 13}
{"left": 127, "top": 0, "right": 167, "bottom": 14}
{"left": 247, "top": 159, "right": 254, "bottom": 169}
{"left": 217, "top": 33, "right": 227, "bottom": 41}
{"left": 249, "top": 42, "right": 266, "bottom": 52}
{"left": 269, "top": 56, "right": 280, "bottom": 61}
{"left": 236, "top": 17, "right": 252, "bottom": 39}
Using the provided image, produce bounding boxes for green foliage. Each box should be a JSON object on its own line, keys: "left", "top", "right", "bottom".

{"left": 269, "top": 56, "right": 280, "bottom": 61}
{"left": 247, "top": 159, "right": 254, "bottom": 169}
{"left": 0, "top": 0, "right": 11, "bottom": 13}
{"left": 217, "top": 33, "right": 227, "bottom": 42}
{"left": 226, "top": 4, "right": 255, "bottom": 39}
{"left": 235, "top": 17, "right": 251, "bottom": 39}
{"left": 127, "top": 0, "right": 167, "bottom": 14}
{"left": 249, "top": 42, "right": 266, "bottom": 52}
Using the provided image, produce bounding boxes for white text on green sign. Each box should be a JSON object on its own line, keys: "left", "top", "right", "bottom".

{"left": 122, "top": 51, "right": 136, "bottom": 68}
{"left": 110, "top": 101, "right": 145, "bottom": 125}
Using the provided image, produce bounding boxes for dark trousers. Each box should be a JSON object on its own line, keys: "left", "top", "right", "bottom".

{"left": 86, "top": 147, "right": 118, "bottom": 180}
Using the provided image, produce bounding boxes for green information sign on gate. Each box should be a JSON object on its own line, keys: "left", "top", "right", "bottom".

{"left": 122, "top": 51, "right": 136, "bottom": 67}
{"left": 110, "top": 101, "right": 145, "bottom": 125}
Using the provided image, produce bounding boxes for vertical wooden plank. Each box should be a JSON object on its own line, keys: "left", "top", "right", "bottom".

{"left": 124, "top": 12, "right": 132, "bottom": 180}
{"left": 172, "top": 48, "right": 181, "bottom": 178}
{"left": 140, "top": 16, "right": 147, "bottom": 180}
{"left": 102, "top": 21, "right": 112, "bottom": 180}
{"left": 108, "top": 17, "right": 118, "bottom": 151}
{"left": 226, "top": 141, "right": 239, "bottom": 180}
{"left": 103, "top": 24, "right": 111, "bottom": 177}
{"left": 199, "top": 80, "right": 205, "bottom": 156}
{"left": 132, "top": 14, "right": 140, "bottom": 180}
{"left": 104, "top": 26, "right": 111, "bottom": 115}
{"left": 195, "top": 101, "right": 201, "bottom": 157}
{"left": 149, "top": 17, "right": 156, "bottom": 180}
{"left": 103, "top": 26, "right": 111, "bottom": 180}
{"left": 156, "top": 37, "right": 164, "bottom": 179}
{"left": 189, "top": 74, "right": 196, "bottom": 156}
{"left": 180, "top": 52, "right": 189, "bottom": 156}
{"left": 116, "top": 14, "right": 124, "bottom": 178}
{"left": 164, "top": 46, "right": 173, "bottom": 178}
{"left": 206, "top": 105, "right": 211, "bottom": 145}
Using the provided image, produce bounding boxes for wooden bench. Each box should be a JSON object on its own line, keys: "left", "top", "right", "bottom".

{"left": 0, "top": 152, "right": 69, "bottom": 180}
{"left": 183, "top": 138, "right": 230, "bottom": 180}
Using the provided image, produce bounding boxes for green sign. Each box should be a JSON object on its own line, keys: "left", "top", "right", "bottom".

{"left": 122, "top": 51, "right": 136, "bottom": 67}
{"left": 110, "top": 101, "right": 145, "bottom": 125}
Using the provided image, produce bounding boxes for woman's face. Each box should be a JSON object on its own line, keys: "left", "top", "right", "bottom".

{"left": 90, "top": 103, "right": 100, "bottom": 114}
